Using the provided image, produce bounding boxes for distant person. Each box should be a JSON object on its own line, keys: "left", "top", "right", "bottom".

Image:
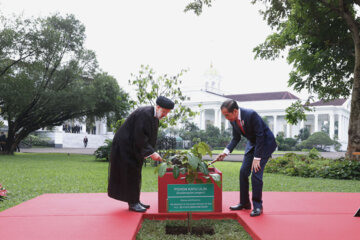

{"left": 213, "top": 100, "right": 277, "bottom": 217}
{"left": 83, "top": 136, "right": 88, "bottom": 148}
{"left": 108, "top": 96, "right": 174, "bottom": 212}
{"left": 0, "top": 132, "right": 6, "bottom": 152}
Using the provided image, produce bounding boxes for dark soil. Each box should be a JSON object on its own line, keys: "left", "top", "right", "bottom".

{"left": 165, "top": 225, "right": 215, "bottom": 236}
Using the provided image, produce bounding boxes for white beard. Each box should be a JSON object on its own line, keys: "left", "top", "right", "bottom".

{"left": 155, "top": 108, "right": 163, "bottom": 119}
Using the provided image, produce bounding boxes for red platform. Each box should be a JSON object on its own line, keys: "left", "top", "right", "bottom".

{"left": 0, "top": 192, "right": 359, "bottom": 240}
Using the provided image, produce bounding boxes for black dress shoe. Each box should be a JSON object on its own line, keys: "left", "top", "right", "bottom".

{"left": 140, "top": 202, "right": 150, "bottom": 209}
{"left": 250, "top": 208, "right": 263, "bottom": 217}
{"left": 229, "top": 203, "right": 251, "bottom": 211}
{"left": 128, "top": 203, "right": 147, "bottom": 212}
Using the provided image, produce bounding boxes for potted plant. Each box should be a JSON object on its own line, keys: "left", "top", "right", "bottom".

{"left": 156, "top": 142, "right": 222, "bottom": 213}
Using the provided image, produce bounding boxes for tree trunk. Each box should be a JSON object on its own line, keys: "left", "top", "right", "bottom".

{"left": 4, "top": 132, "right": 16, "bottom": 154}
{"left": 3, "top": 121, "right": 21, "bottom": 154}
{"left": 346, "top": 43, "right": 360, "bottom": 160}
{"left": 337, "top": 2, "right": 360, "bottom": 160}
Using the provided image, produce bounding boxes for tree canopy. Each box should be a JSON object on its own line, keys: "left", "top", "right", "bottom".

{"left": 128, "top": 65, "right": 197, "bottom": 127}
{"left": 0, "top": 13, "right": 129, "bottom": 153}
{"left": 185, "top": 0, "right": 360, "bottom": 159}
{"left": 298, "top": 132, "right": 335, "bottom": 151}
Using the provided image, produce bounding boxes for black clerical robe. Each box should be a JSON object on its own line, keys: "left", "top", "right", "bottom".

{"left": 108, "top": 106, "right": 159, "bottom": 203}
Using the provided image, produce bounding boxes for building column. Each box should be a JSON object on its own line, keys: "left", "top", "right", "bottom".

{"left": 56, "top": 125, "right": 63, "bottom": 132}
{"left": 95, "top": 121, "right": 100, "bottom": 135}
{"left": 314, "top": 113, "right": 319, "bottom": 132}
{"left": 101, "top": 119, "right": 107, "bottom": 134}
{"left": 219, "top": 109, "right": 223, "bottom": 130}
{"left": 344, "top": 116, "right": 348, "bottom": 140}
{"left": 214, "top": 109, "right": 220, "bottom": 129}
{"left": 300, "top": 120, "right": 305, "bottom": 129}
{"left": 286, "top": 124, "right": 291, "bottom": 138}
{"left": 338, "top": 113, "right": 342, "bottom": 141}
{"left": 343, "top": 115, "right": 346, "bottom": 140}
{"left": 329, "top": 112, "right": 335, "bottom": 139}
{"left": 81, "top": 123, "right": 86, "bottom": 133}
{"left": 225, "top": 119, "right": 229, "bottom": 130}
{"left": 273, "top": 115, "right": 277, "bottom": 136}
{"left": 201, "top": 110, "right": 206, "bottom": 130}
{"left": 54, "top": 127, "right": 63, "bottom": 148}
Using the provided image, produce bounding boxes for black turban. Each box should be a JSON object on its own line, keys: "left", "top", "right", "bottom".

{"left": 156, "top": 96, "right": 175, "bottom": 109}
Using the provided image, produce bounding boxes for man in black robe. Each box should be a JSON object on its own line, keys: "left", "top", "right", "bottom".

{"left": 108, "top": 96, "right": 174, "bottom": 212}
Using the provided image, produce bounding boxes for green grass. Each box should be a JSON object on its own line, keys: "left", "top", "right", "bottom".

{"left": 0, "top": 153, "right": 108, "bottom": 211}
{"left": 1, "top": 153, "right": 359, "bottom": 213}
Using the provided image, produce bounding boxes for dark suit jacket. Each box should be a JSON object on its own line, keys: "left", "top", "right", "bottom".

{"left": 226, "top": 107, "right": 277, "bottom": 159}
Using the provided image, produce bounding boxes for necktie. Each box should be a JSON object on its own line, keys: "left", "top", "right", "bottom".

{"left": 236, "top": 119, "right": 245, "bottom": 135}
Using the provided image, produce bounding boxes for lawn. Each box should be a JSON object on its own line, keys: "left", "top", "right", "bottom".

{"left": 1, "top": 153, "right": 359, "bottom": 212}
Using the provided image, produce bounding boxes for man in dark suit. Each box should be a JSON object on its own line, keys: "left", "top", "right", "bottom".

{"left": 108, "top": 96, "right": 174, "bottom": 212}
{"left": 214, "top": 100, "right": 277, "bottom": 217}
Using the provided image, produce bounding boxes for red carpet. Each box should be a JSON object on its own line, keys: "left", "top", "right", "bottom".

{"left": 0, "top": 192, "right": 359, "bottom": 240}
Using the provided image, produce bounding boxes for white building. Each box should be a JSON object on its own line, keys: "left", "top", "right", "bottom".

{"left": 0, "top": 117, "right": 113, "bottom": 149}
{"left": 181, "top": 66, "right": 350, "bottom": 151}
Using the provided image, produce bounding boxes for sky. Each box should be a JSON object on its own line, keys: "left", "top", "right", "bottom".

{"left": 0, "top": 0, "right": 308, "bottom": 99}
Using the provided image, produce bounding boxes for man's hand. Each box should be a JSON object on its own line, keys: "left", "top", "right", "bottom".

{"left": 150, "top": 152, "right": 163, "bottom": 162}
{"left": 209, "top": 153, "right": 227, "bottom": 165}
{"left": 251, "top": 159, "right": 261, "bottom": 173}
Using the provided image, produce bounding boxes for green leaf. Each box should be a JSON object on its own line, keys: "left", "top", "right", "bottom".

{"left": 210, "top": 173, "right": 221, "bottom": 188}
{"left": 158, "top": 162, "right": 167, "bottom": 177}
{"left": 210, "top": 173, "right": 220, "bottom": 182}
{"left": 173, "top": 165, "right": 180, "bottom": 179}
{"left": 187, "top": 153, "right": 200, "bottom": 169}
{"left": 198, "top": 142, "right": 212, "bottom": 157}
{"left": 197, "top": 144, "right": 207, "bottom": 156}
{"left": 199, "top": 162, "right": 209, "bottom": 175}
{"left": 179, "top": 167, "right": 187, "bottom": 175}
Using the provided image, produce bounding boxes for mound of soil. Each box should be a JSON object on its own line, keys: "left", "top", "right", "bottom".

{"left": 165, "top": 225, "right": 215, "bottom": 236}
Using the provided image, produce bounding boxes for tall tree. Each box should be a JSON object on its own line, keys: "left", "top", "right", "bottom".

{"left": 128, "top": 65, "right": 197, "bottom": 127}
{"left": 0, "top": 13, "right": 129, "bottom": 153}
{"left": 185, "top": 0, "right": 360, "bottom": 159}
{"left": 251, "top": 0, "right": 359, "bottom": 159}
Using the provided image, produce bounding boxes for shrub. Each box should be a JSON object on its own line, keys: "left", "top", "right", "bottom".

{"left": 298, "top": 132, "right": 335, "bottom": 151}
{"left": 22, "top": 134, "right": 53, "bottom": 147}
{"left": 94, "top": 139, "right": 112, "bottom": 161}
{"left": 318, "top": 160, "right": 360, "bottom": 180}
{"left": 308, "top": 148, "right": 320, "bottom": 160}
{"left": 265, "top": 153, "right": 360, "bottom": 180}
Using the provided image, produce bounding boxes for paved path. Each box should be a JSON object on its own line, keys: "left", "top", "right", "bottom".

{"left": 21, "top": 148, "right": 97, "bottom": 155}
{"left": 204, "top": 151, "right": 346, "bottom": 161}
{"left": 21, "top": 148, "right": 346, "bottom": 160}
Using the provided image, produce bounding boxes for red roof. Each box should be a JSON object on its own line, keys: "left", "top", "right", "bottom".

{"left": 309, "top": 99, "right": 347, "bottom": 106}
{"left": 225, "top": 91, "right": 299, "bottom": 102}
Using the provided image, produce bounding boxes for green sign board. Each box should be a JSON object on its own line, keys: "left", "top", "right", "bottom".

{"left": 167, "top": 184, "right": 214, "bottom": 212}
